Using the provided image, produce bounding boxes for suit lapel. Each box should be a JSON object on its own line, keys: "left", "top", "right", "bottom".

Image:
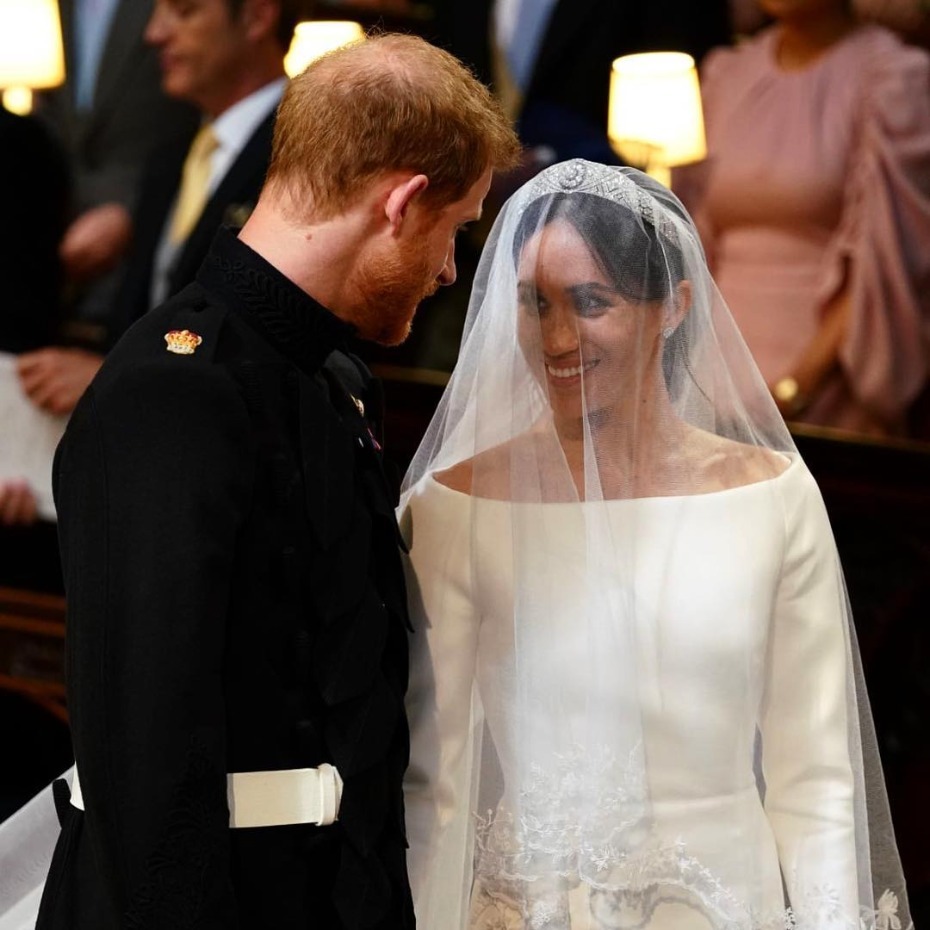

{"left": 53, "top": 0, "right": 77, "bottom": 133}
{"left": 528, "top": 0, "right": 605, "bottom": 90}
{"left": 169, "top": 109, "right": 276, "bottom": 292}
{"left": 129, "top": 140, "right": 188, "bottom": 310}
{"left": 91, "top": 0, "right": 154, "bottom": 119}
{"left": 58, "top": 0, "right": 76, "bottom": 84}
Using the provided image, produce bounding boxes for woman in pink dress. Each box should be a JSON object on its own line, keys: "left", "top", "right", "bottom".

{"left": 677, "top": 0, "right": 930, "bottom": 436}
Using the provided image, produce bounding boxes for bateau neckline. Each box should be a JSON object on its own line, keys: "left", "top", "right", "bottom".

{"left": 421, "top": 451, "right": 800, "bottom": 506}
{"left": 762, "top": 22, "right": 873, "bottom": 77}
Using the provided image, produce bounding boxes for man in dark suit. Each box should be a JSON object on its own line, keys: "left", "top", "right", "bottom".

{"left": 523, "top": 0, "right": 731, "bottom": 160}
{"left": 38, "top": 0, "right": 198, "bottom": 323}
{"left": 488, "top": 0, "right": 732, "bottom": 164}
{"left": 3, "top": 0, "right": 298, "bottom": 526}
{"left": 112, "top": 0, "right": 297, "bottom": 333}
{"left": 36, "top": 32, "right": 519, "bottom": 930}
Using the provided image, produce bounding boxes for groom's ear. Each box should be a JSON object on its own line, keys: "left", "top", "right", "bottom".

{"left": 384, "top": 174, "right": 430, "bottom": 233}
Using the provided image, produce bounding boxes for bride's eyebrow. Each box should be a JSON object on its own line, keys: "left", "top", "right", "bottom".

{"left": 566, "top": 282, "right": 617, "bottom": 298}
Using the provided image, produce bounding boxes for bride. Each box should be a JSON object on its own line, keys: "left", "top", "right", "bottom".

{"left": 399, "top": 160, "right": 910, "bottom": 929}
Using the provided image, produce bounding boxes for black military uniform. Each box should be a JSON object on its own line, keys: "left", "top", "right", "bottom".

{"left": 37, "top": 229, "right": 414, "bottom": 929}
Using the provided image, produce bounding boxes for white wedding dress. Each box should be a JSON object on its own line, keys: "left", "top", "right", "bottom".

{"left": 402, "top": 455, "right": 866, "bottom": 930}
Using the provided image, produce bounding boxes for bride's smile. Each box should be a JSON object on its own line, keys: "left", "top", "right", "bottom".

{"left": 516, "top": 219, "right": 668, "bottom": 430}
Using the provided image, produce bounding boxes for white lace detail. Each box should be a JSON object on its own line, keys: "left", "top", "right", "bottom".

{"left": 474, "top": 744, "right": 648, "bottom": 882}
{"left": 469, "top": 744, "right": 909, "bottom": 929}
{"left": 865, "top": 890, "right": 907, "bottom": 930}
{"left": 778, "top": 885, "right": 911, "bottom": 930}
{"left": 469, "top": 881, "right": 911, "bottom": 930}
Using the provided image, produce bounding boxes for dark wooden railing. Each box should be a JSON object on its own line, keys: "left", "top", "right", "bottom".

{"left": 0, "top": 586, "right": 66, "bottom": 723}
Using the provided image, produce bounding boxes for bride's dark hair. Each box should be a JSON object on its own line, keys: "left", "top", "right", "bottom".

{"left": 511, "top": 190, "right": 687, "bottom": 303}
{"left": 510, "top": 188, "right": 699, "bottom": 394}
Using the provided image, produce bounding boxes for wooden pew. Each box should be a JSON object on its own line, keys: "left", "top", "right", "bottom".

{"left": 0, "top": 587, "right": 67, "bottom": 724}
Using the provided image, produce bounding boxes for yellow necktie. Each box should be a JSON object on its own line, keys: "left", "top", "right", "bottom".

{"left": 169, "top": 123, "right": 219, "bottom": 244}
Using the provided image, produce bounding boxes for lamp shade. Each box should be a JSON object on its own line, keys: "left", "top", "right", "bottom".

{"left": 0, "top": 0, "right": 65, "bottom": 90}
{"left": 284, "top": 20, "right": 365, "bottom": 77}
{"left": 608, "top": 52, "right": 706, "bottom": 173}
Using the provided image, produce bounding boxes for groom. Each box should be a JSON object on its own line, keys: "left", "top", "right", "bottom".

{"left": 38, "top": 34, "right": 519, "bottom": 930}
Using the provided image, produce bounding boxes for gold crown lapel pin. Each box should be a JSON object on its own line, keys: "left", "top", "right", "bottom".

{"left": 165, "top": 329, "right": 203, "bottom": 355}
{"left": 351, "top": 395, "right": 365, "bottom": 417}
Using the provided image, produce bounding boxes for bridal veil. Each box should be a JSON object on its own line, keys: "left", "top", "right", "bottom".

{"left": 400, "top": 160, "right": 910, "bottom": 930}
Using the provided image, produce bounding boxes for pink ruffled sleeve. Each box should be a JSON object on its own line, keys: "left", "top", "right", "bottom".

{"left": 822, "top": 39, "right": 930, "bottom": 423}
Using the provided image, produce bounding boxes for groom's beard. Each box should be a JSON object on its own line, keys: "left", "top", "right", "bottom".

{"left": 354, "top": 233, "right": 441, "bottom": 347}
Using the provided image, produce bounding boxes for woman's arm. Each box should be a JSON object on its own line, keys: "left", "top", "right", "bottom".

{"left": 772, "top": 273, "right": 850, "bottom": 418}
{"left": 759, "top": 467, "right": 859, "bottom": 927}
{"left": 796, "top": 38, "right": 930, "bottom": 429}
{"left": 401, "top": 486, "right": 482, "bottom": 930}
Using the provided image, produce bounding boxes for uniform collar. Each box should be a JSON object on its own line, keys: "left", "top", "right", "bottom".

{"left": 197, "top": 227, "right": 356, "bottom": 375}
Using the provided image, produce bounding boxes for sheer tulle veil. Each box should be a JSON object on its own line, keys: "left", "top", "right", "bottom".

{"left": 400, "top": 160, "right": 911, "bottom": 930}
{"left": 0, "top": 161, "right": 912, "bottom": 930}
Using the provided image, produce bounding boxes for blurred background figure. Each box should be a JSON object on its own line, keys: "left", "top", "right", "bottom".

{"left": 0, "top": 111, "right": 69, "bottom": 356}
{"left": 0, "top": 110, "right": 70, "bottom": 599}
{"left": 676, "top": 0, "right": 930, "bottom": 438}
{"left": 36, "top": 0, "right": 198, "bottom": 337}
{"left": 491, "top": 0, "right": 732, "bottom": 167}
{"left": 107, "top": 0, "right": 294, "bottom": 334}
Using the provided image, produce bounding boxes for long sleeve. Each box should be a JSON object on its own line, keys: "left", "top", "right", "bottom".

{"left": 760, "top": 467, "right": 858, "bottom": 927}
{"left": 53, "top": 358, "right": 254, "bottom": 927}
{"left": 821, "top": 37, "right": 930, "bottom": 425}
{"left": 401, "top": 482, "right": 481, "bottom": 930}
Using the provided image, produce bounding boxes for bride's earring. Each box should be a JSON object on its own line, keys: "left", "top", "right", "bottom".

{"left": 662, "top": 326, "right": 674, "bottom": 340}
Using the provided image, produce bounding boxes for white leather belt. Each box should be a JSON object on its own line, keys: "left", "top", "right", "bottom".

{"left": 69, "top": 764, "right": 343, "bottom": 828}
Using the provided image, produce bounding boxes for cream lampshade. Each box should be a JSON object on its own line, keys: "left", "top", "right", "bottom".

{"left": 284, "top": 20, "right": 365, "bottom": 77}
{"left": 608, "top": 51, "right": 706, "bottom": 187}
{"left": 0, "top": 0, "right": 65, "bottom": 114}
